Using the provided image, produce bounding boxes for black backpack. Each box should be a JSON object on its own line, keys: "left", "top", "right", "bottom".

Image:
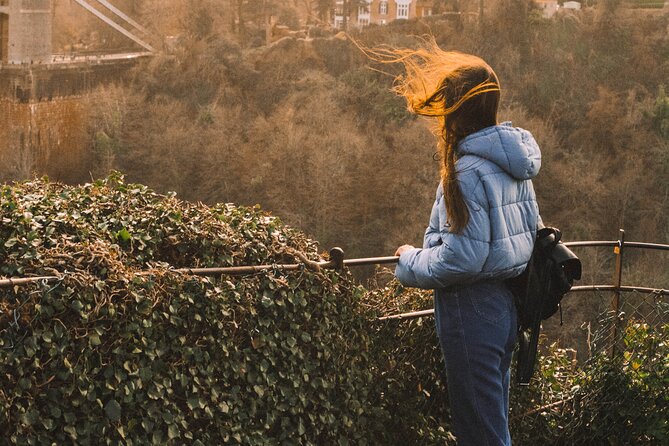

{"left": 506, "top": 227, "right": 582, "bottom": 386}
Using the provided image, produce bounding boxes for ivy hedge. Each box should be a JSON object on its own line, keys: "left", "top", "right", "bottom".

{"left": 1, "top": 175, "right": 667, "bottom": 445}
{"left": 0, "top": 175, "right": 383, "bottom": 444}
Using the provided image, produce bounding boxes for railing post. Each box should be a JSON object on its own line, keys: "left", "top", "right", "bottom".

{"left": 609, "top": 228, "right": 625, "bottom": 358}
{"left": 328, "top": 247, "right": 345, "bottom": 270}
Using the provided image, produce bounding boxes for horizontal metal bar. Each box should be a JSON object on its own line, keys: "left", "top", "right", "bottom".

{"left": 1, "top": 238, "right": 667, "bottom": 287}
{"left": 0, "top": 276, "right": 60, "bottom": 288}
{"left": 622, "top": 242, "right": 669, "bottom": 251}
{"left": 378, "top": 309, "right": 434, "bottom": 321}
{"left": 378, "top": 285, "right": 668, "bottom": 321}
{"left": 173, "top": 264, "right": 305, "bottom": 276}
{"left": 343, "top": 256, "right": 399, "bottom": 267}
{"left": 180, "top": 255, "right": 399, "bottom": 275}
{"left": 563, "top": 241, "right": 669, "bottom": 251}
{"left": 570, "top": 285, "right": 668, "bottom": 295}
{"left": 564, "top": 241, "right": 617, "bottom": 248}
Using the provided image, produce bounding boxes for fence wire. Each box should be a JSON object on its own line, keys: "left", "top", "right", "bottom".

{"left": 509, "top": 289, "right": 669, "bottom": 445}
{"left": 374, "top": 286, "right": 668, "bottom": 445}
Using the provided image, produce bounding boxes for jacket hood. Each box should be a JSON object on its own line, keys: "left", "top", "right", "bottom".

{"left": 457, "top": 122, "right": 541, "bottom": 180}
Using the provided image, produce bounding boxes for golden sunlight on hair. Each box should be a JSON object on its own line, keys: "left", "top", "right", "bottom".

{"left": 351, "top": 37, "right": 500, "bottom": 118}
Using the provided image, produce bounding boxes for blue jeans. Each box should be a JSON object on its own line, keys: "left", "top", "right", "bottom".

{"left": 434, "top": 281, "right": 517, "bottom": 446}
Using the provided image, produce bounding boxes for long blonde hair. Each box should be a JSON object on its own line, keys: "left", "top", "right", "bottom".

{"left": 358, "top": 39, "right": 500, "bottom": 233}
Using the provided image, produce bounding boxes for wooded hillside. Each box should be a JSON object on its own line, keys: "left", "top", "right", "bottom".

{"left": 69, "top": 1, "right": 666, "bottom": 286}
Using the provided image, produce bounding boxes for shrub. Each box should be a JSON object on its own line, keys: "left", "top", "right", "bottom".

{"left": 565, "top": 321, "right": 669, "bottom": 445}
{"left": 0, "top": 175, "right": 386, "bottom": 444}
{"left": 364, "top": 280, "right": 455, "bottom": 445}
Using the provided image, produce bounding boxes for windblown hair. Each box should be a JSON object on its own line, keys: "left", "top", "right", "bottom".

{"left": 359, "top": 39, "right": 500, "bottom": 233}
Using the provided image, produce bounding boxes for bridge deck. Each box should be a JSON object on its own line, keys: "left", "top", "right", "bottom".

{"left": 0, "top": 52, "right": 152, "bottom": 101}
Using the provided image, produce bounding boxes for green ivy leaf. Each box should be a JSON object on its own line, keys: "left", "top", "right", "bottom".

{"left": 116, "top": 228, "right": 132, "bottom": 242}
{"left": 105, "top": 399, "right": 122, "bottom": 422}
{"left": 167, "top": 424, "right": 179, "bottom": 440}
{"left": 89, "top": 333, "right": 101, "bottom": 346}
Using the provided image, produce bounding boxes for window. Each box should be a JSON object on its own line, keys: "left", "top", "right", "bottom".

{"left": 397, "top": 3, "right": 409, "bottom": 19}
{"left": 357, "top": 3, "right": 370, "bottom": 27}
{"left": 379, "top": 1, "right": 388, "bottom": 15}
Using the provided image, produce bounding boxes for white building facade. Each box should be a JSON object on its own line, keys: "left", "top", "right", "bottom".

{"left": 334, "top": 0, "right": 434, "bottom": 29}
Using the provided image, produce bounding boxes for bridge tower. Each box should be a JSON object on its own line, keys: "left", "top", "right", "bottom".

{"left": 0, "top": 0, "right": 52, "bottom": 64}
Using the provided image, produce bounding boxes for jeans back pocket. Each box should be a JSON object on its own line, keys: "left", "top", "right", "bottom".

{"left": 464, "top": 282, "right": 511, "bottom": 325}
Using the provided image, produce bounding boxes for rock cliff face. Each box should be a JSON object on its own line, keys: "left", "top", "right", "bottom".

{"left": 0, "top": 97, "right": 91, "bottom": 183}
{"left": 0, "top": 57, "right": 143, "bottom": 182}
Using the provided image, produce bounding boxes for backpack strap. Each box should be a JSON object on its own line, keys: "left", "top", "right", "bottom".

{"left": 536, "top": 227, "right": 561, "bottom": 250}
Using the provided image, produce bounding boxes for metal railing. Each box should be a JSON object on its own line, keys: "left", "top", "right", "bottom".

{"left": 0, "top": 247, "right": 400, "bottom": 288}
{"left": 2, "top": 230, "right": 667, "bottom": 309}
{"left": 379, "top": 229, "right": 668, "bottom": 320}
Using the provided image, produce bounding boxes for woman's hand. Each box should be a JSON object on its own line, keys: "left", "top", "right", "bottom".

{"left": 394, "top": 244, "right": 415, "bottom": 257}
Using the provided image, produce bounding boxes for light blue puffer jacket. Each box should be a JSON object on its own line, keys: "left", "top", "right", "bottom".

{"left": 395, "top": 122, "right": 541, "bottom": 289}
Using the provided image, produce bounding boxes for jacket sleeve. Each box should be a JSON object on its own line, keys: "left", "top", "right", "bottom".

{"left": 395, "top": 185, "right": 491, "bottom": 290}
{"left": 423, "top": 189, "right": 443, "bottom": 249}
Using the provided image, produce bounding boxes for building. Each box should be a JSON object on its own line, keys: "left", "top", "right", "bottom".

{"left": 561, "top": 1, "right": 582, "bottom": 11}
{"left": 535, "top": 0, "right": 559, "bottom": 17}
{"left": 334, "top": 0, "right": 435, "bottom": 29}
{"left": 0, "top": 0, "right": 52, "bottom": 64}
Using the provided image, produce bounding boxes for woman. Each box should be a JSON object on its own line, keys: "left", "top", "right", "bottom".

{"left": 390, "top": 44, "right": 541, "bottom": 445}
